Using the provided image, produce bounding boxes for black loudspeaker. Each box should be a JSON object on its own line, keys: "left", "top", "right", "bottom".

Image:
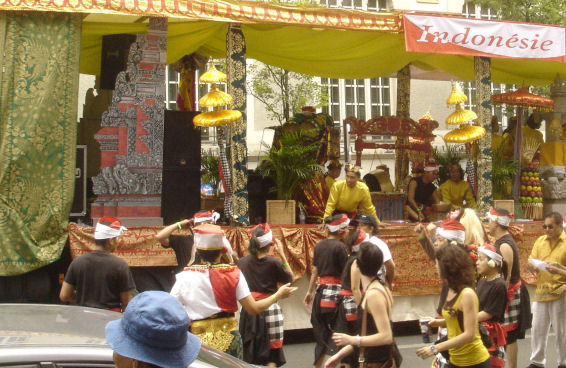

{"left": 70, "top": 145, "right": 87, "bottom": 217}
{"left": 162, "top": 110, "right": 201, "bottom": 225}
{"left": 100, "top": 34, "right": 137, "bottom": 90}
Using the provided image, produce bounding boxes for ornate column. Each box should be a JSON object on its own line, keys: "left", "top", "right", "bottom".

{"left": 226, "top": 24, "right": 249, "bottom": 225}
{"left": 395, "top": 64, "right": 411, "bottom": 190}
{"left": 474, "top": 56, "right": 493, "bottom": 214}
{"left": 91, "top": 18, "right": 167, "bottom": 225}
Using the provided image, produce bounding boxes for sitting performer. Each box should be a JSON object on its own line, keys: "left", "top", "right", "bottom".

{"left": 439, "top": 163, "right": 476, "bottom": 209}
{"left": 325, "top": 160, "right": 343, "bottom": 192}
{"left": 170, "top": 224, "right": 296, "bottom": 359}
{"left": 405, "top": 162, "right": 440, "bottom": 222}
{"left": 238, "top": 223, "right": 293, "bottom": 367}
{"left": 323, "top": 164, "right": 379, "bottom": 223}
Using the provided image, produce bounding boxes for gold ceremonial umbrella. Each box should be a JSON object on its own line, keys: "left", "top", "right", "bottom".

{"left": 194, "top": 110, "right": 242, "bottom": 127}
{"left": 444, "top": 125, "right": 486, "bottom": 143}
{"left": 199, "top": 64, "right": 227, "bottom": 84}
{"left": 446, "top": 81, "right": 468, "bottom": 105}
{"left": 199, "top": 87, "right": 233, "bottom": 108}
{"left": 446, "top": 104, "right": 478, "bottom": 125}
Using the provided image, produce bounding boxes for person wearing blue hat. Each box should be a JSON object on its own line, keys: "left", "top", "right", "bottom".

{"left": 105, "top": 290, "right": 201, "bottom": 368}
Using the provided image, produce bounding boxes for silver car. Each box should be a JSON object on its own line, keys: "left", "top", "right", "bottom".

{"left": 0, "top": 304, "right": 257, "bottom": 368}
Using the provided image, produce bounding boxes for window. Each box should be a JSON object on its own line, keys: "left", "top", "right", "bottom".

{"left": 461, "top": 81, "right": 515, "bottom": 129}
{"left": 318, "top": 0, "right": 388, "bottom": 11}
{"left": 462, "top": 1, "right": 499, "bottom": 20}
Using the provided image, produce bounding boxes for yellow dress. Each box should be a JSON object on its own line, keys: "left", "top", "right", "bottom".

{"left": 323, "top": 180, "right": 379, "bottom": 223}
{"left": 439, "top": 180, "right": 476, "bottom": 209}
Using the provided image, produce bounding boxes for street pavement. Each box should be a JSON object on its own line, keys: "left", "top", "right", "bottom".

{"left": 284, "top": 329, "right": 556, "bottom": 368}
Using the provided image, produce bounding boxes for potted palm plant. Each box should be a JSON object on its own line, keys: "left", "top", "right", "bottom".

{"left": 492, "top": 135, "right": 516, "bottom": 200}
{"left": 259, "top": 129, "right": 323, "bottom": 224}
{"left": 200, "top": 149, "right": 224, "bottom": 211}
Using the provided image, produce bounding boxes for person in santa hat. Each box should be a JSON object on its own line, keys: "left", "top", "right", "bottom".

{"left": 304, "top": 213, "right": 349, "bottom": 368}
{"left": 60, "top": 217, "right": 135, "bottom": 312}
{"left": 238, "top": 223, "right": 294, "bottom": 367}
{"left": 170, "top": 223, "right": 296, "bottom": 359}
{"left": 405, "top": 162, "right": 441, "bottom": 222}
{"left": 486, "top": 207, "right": 528, "bottom": 368}
{"left": 156, "top": 210, "right": 236, "bottom": 270}
{"left": 476, "top": 244, "right": 508, "bottom": 368}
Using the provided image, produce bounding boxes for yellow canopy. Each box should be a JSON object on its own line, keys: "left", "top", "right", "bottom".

{"left": 79, "top": 18, "right": 566, "bottom": 85}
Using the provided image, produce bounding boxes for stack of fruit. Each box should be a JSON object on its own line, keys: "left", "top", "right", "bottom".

{"left": 520, "top": 163, "right": 542, "bottom": 204}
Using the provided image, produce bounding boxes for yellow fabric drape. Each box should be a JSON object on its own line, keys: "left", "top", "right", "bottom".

{"left": 80, "top": 19, "right": 566, "bottom": 85}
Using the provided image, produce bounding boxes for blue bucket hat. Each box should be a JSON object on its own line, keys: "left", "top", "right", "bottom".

{"left": 105, "top": 291, "right": 201, "bottom": 368}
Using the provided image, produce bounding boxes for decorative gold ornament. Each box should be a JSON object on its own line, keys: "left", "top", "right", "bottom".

{"left": 446, "top": 81, "right": 468, "bottom": 105}
{"left": 199, "top": 64, "right": 227, "bottom": 84}
{"left": 446, "top": 104, "right": 478, "bottom": 125}
{"left": 199, "top": 87, "right": 233, "bottom": 108}
{"left": 444, "top": 124, "right": 486, "bottom": 143}
{"left": 194, "top": 110, "right": 242, "bottom": 127}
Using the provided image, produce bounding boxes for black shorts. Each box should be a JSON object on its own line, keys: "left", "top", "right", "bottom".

{"left": 505, "top": 328, "right": 520, "bottom": 344}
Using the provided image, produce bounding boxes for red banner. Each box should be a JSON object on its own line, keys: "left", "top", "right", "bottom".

{"left": 404, "top": 14, "right": 566, "bottom": 62}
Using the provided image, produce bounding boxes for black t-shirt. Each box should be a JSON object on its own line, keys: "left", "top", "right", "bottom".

{"left": 313, "top": 239, "right": 348, "bottom": 277}
{"left": 495, "top": 233, "right": 521, "bottom": 284}
{"left": 238, "top": 255, "right": 292, "bottom": 293}
{"left": 64, "top": 250, "right": 136, "bottom": 310}
{"left": 341, "top": 255, "right": 357, "bottom": 291}
{"left": 408, "top": 176, "right": 437, "bottom": 206}
{"left": 169, "top": 234, "right": 194, "bottom": 270}
{"left": 477, "top": 277, "right": 508, "bottom": 323}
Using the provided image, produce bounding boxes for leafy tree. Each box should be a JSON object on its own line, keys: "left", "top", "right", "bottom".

{"left": 472, "top": 0, "right": 566, "bottom": 25}
{"left": 248, "top": 62, "right": 328, "bottom": 125}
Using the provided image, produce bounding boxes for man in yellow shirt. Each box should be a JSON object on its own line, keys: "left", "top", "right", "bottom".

{"left": 439, "top": 163, "right": 476, "bottom": 209}
{"left": 324, "top": 160, "right": 342, "bottom": 192}
{"left": 527, "top": 212, "right": 566, "bottom": 368}
{"left": 323, "top": 165, "right": 379, "bottom": 224}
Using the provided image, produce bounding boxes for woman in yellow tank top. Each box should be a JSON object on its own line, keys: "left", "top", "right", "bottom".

{"left": 416, "top": 244, "right": 491, "bottom": 367}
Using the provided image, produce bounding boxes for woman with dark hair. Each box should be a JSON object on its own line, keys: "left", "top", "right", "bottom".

{"left": 416, "top": 244, "right": 491, "bottom": 367}
{"left": 238, "top": 223, "right": 294, "bottom": 367}
{"left": 170, "top": 224, "right": 296, "bottom": 359}
{"left": 325, "top": 242, "right": 394, "bottom": 368}
{"left": 332, "top": 229, "right": 369, "bottom": 368}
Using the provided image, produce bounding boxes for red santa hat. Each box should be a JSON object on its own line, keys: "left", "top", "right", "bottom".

{"left": 436, "top": 220, "right": 466, "bottom": 244}
{"left": 351, "top": 229, "right": 369, "bottom": 252}
{"left": 94, "top": 217, "right": 127, "bottom": 240}
{"left": 478, "top": 243, "right": 503, "bottom": 265}
{"left": 249, "top": 223, "right": 273, "bottom": 248}
{"left": 193, "top": 210, "right": 220, "bottom": 225}
{"left": 486, "top": 207, "right": 513, "bottom": 227}
{"left": 327, "top": 214, "right": 350, "bottom": 233}
{"left": 424, "top": 162, "right": 439, "bottom": 172}
{"left": 193, "top": 224, "right": 225, "bottom": 250}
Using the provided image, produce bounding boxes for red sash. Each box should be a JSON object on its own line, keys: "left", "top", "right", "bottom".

{"left": 209, "top": 266, "right": 240, "bottom": 313}
{"left": 318, "top": 276, "right": 341, "bottom": 285}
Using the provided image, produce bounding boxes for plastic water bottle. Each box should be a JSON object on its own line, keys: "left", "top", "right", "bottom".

{"left": 299, "top": 211, "right": 306, "bottom": 224}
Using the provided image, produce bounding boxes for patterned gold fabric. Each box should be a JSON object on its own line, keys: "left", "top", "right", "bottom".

{"left": 226, "top": 24, "right": 249, "bottom": 225}
{"left": 190, "top": 316, "right": 238, "bottom": 352}
{"left": 0, "top": 11, "right": 81, "bottom": 276}
{"left": 68, "top": 221, "right": 545, "bottom": 296}
{"left": 474, "top": 56, "right": 493, "bottom": 215}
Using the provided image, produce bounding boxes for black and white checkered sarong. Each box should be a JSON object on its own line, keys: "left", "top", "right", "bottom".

{"left": 263, "top": 302, "right": 284, "bottom": 348}
{"left": 503, "top": 283, "right": 521, "bottom": 331}
{"left": 318, "top": 284, "right": 341, "bottom": 309}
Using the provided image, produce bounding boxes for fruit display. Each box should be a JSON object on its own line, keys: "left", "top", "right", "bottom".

{"left": 519, "top": 162, "right": 542, "bottom": 204}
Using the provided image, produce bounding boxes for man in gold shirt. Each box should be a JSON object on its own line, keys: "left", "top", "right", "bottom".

{"left": 323, "top": 165, "right": 379, "bottom": 224}
{"left": 527, "top": 212, "right": 566, "bottom": 368}
{"left": 439, "top": 163, "right": 476, "bottom": 209}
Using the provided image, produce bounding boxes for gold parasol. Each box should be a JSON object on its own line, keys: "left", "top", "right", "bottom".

{"left": 199, "top": 64, "right": 227, "bottom": 84}
{"left": 199, "top": 87, "right": 233, "bottom": 108}
{"left": 194, "top": 110, "right": 242, "bottom": 127}
{"left": 444, "top": 125, "right": 486, "bottom": 143}
{"left": 446, "top": 81, "right": 468, "bottom": 105}
{"left": 446, "top": 104, "right": 478, "bottom": 125}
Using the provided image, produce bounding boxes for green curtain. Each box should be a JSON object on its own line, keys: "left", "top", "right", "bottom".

{"left": 0, "top": 11, "right": 81, "bottom": 276}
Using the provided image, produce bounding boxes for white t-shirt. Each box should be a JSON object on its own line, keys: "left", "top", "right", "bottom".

{"left": 170, "top": 268, "right": 250, "bottom": 321}
{"left": 369, "top": 235, "right": 392, "bottom": 263}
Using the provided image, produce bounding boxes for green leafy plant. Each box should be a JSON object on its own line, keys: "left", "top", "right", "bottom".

{"left": 201, "top": 149, "right": 221, "bottom": 195}
{"left": 258, "top": 129, "right": 324, "bottom": 200}
{"left": 432, "top": 143, "right": 466, "bottom": 185}
{"left": 492, "top": 136, "right": 517, "bottom": 200}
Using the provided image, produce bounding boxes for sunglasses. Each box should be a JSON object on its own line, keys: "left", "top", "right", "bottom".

{"left": 543, "top": 224, "right": 555, "bottom": 230}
